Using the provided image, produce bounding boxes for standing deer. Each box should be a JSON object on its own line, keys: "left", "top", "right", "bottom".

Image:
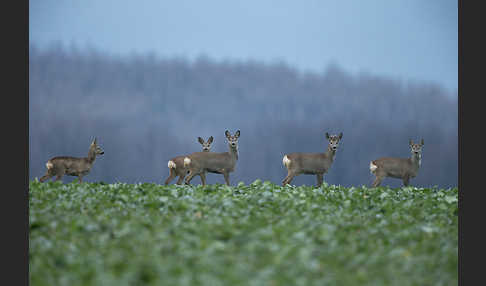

{"left": 183, "top": 130, "right": 240, "bottom": 186}
{"left": 370, "top": 139, "right": 424, "bottom": 187}
{"left": 164, "top": 136, "right": 214, "bottom": 185}
{"left": 39, "top": 138, "right": 104, "bottom": 183}
{"left": 282, "top": 132, "right": 343, "bottom": 187}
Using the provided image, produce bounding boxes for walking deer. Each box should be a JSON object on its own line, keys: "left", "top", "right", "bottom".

{"left": 282, "top": 132, "right": 343, "bottom": 187}
{"left": 39, "top": 138, "right": 104, "bottom": 183}
{"left": 370, "top": 139, "right": 424, "bottom": 187}
{"left": 164, "top": 136, "right": 214, "bottom": 185}
{"left": 183, "top": 130, "right": 240, "bottom": 186}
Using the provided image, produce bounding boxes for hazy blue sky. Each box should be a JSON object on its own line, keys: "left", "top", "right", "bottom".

{"left": 30, "top": 0, "right": 457, "bottom": 92}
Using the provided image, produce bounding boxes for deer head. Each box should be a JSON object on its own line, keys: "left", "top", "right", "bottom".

{"left": 325, "top": 132, "right": 343, "bottom": 151}
{"left": 198, "top": 136, "right": 214, "bottom": 152}
{"left": 225, "top": 130, "right": 240, "bottom": 148}
{"left": 409, "top": 139, "right": 424, "bottom": 156}
{"left": 90, "top": 137, "right": 105, "bottom": 156}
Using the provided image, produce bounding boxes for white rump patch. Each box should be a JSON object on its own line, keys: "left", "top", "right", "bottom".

{"left": 46, "top": 161, "right": 53, "bottom": 169}
{"left": 183, "top": 157, "right": 191, "bottom": 167}
{"left": 282, "top": 155, "right": 291, "bottom": 168}
{"left": 369, "top": 161, "right": 378, "bottom": 173}
{"left": 168, "top": 160, "right": 176, "bottom": 169}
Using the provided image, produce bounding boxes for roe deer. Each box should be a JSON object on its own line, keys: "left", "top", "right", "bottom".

{"left": 282, "top": 132, "right": 343, "bottom": 186}
{"left": 39, "top": 138, "right": 104, "bottom": 183}
{"left": 183, "top": 130, "right": 240, "bottom": 186}
{"left": 370, "top": 139, "right": 424, "bottom": 187}
{"left": 164, "top": 136, "right": 214, "bottom": 185}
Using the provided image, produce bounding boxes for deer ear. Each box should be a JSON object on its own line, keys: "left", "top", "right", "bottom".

{"left": 198, "top": 137, "right": 204, "bottom": 144}
{"left": 92, "top": 137, "right": 97, "bottom": 145}
{"left": 235, "top": 130, "right": 240, "bottom": 138}
{"left": 409, "top": 139, "right": 413, "bottom": 146}
{"left": 338, "top": 132, "right": 343, "bottom": 139}
{"left": 325, "top": 132, "right": 330, "bottom": 140}
{"left": 208, "top": 136, "right": 214, "bottom": 144}
{"left": 421, "top": 139, "right": 424, "bottom": 146}
{"left": 225, "top": 130, "right": 230, "bottom": 138}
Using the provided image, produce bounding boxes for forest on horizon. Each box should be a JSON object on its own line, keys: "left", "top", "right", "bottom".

{"left": 29, "top": 45, "right": 458, "bottom": 187}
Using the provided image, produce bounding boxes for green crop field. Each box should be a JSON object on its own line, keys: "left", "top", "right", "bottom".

{"left": 29, "top": 180, "right": 458, "bottom": 286}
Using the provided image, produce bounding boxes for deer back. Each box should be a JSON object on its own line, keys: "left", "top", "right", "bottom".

{"left": 49, "top": 156, "right": 93, "bottom": 175}
{"left": 186, "top": 151, "right": 235, "bottom": 172}
{"left": 286, "top": 152, "right": 334, "bottom": 174}
{"left": 372, "top": 157, "right": 416, "bottom": 178}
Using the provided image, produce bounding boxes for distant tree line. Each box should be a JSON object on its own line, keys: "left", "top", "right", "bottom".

{"left": 29, "top": 44, "right": 457, "bottom": 187}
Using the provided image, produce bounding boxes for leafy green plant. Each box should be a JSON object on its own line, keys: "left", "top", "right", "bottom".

{"left": 29, "top": 181, "right": 458, "bottom": 286}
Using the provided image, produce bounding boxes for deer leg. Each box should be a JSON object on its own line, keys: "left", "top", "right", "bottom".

{"left": 282, "top": 171, "right": 291, "bottom": 186}
{"left": 165, "top": 168, "right": 177, "bottom": 185}
{"left": 175, "top": 174, "right": 185, "bottom": 185}
{"left": 199, "top": 172, "right": 207, "bottom": 186}
{"left": 175, "top": 170, "right": 187, "bottom": 185}
{"left": 223, "top": 172, "right": 230, "bottom": 186}
{"left": 402, "top": 176, "right": 410, "bottom": 187}
{"left": 316, "top": 174, "right": 323, "bottom": 187}
{"left": 78, "top": 176, "right": 83, "bottom": 183}
{"left": 39, "top": 172, "right": 53, "bottom": 183}
{"left": 282, "top": 171, "right": 296, "bottom": 186}
{"left": 54, "top": 174, "right": 64, "bottom": 182}
{"left": 282, "top": 175, "right": 290, "bottom": 186}
{"left": 185, "top": 170, "right": 198, "bottom": 185}
{"left": 40, "top": 167, "right": 57, "bottom": 182}
{"left": 371, "top": 174, "right": 384, "bottom": 187}
{"left": 52, "top": 167, "right": 66, "bottom": 182}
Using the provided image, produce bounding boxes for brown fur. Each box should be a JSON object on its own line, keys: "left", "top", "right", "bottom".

{"left": 39, "top": 138, "right": 104, "bottom": 183}
{"left": 282, "top": 132, "right": 342, "bottom": 187}
{"left": 164, "top": 136, "right": 213, "bottom": 185}
{"left": 184, "top": 130, "right": 240, "bottom": 186}
{"left": 370, "top": 139, "right": 424, "bottom": 187}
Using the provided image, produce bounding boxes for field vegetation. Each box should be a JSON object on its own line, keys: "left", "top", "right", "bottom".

{"left": 29, "top": 180, "right": 458, "bottom": 286}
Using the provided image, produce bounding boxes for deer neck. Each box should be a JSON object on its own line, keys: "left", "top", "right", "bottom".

{"left": 228, "top": 144, "right": 238, "bottom": 161}
{"left": 87, "top": 148, "right": 97, "bottom": 164}
{"left": 325, "top": 146, "right": 336, "bottom": 162}
{"left": 410, "top": 153, "right": 421, "bottom": 168}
